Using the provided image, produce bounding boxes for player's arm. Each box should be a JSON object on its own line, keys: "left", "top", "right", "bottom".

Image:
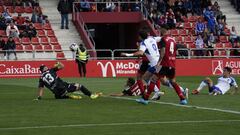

{"left": 230, "top": 79, "right": 239, "bottom": 95}
{"left": 156, "top": 40, "right": 166, "bottom": 69}
{"left": 53, "top": 62, "right": 64, "bottom": 71}
{"left": 121, "top": 50, "right": 144, "bottom": 57}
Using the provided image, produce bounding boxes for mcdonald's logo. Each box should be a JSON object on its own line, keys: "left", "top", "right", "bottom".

{"left": 97, "top": 62, "right": 116, "bottom": 77}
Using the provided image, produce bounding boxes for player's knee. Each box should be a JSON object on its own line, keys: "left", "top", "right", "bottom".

{"left": 204, "top": 77, "right": 212, "bottom": 83}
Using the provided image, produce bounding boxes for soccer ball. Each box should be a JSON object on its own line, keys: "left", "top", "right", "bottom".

{"left": 69, "top": 43, "right": 79, "bottom": 51}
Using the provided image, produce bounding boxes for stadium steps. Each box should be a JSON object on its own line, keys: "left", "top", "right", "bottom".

{"left": 39, "top": 0, "right": 82, "bottom": 60}
{"left": 218, "top": 0, "right": 240, "bottom": 33}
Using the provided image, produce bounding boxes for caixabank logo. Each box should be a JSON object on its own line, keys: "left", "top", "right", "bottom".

{"left": 97, "top": 61, "right": 139, "bottom": 77}
{"left": 212, "top": 60, "right": 240, "bottom": 75}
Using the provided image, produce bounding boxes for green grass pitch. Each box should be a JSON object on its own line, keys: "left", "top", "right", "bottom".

{"left": 1, "top": 77, "right": 240, "bottom": 135}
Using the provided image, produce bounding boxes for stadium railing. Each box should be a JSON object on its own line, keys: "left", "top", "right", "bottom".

{"left": 0, "top": 48, "right": 239, "bottom": 61}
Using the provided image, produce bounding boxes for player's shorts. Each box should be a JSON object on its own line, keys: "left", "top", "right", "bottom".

{"left": 158, "top": 66, "right": 176, "bottom": 79}
{"left": 147, "top": 66, "right": 157, "bottom": 74}
{"left": 53, "top": 81, "right": 77, "bottom": 99}
{"left": 138, "top": 61, "right": 150, "bottom": 74}
{"left": 209, "top": 85, "right": 222, "bottom": 94}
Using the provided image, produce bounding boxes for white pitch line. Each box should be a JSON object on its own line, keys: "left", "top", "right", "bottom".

{"left": 1, "top": 120, "right": 240, "bottom": 130}
{"left": 105, "top": 96, "right": 240, "bottom": 115}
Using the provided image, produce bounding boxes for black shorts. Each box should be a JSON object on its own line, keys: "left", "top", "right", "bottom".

{"left": 138, "top": 61, "right": 149, "bottom": 74}
{"left": 158, "top": 66, "right": 176, "bottom": 79}
{"left": 53, "top": 81, "right": 77, "bottom": 99}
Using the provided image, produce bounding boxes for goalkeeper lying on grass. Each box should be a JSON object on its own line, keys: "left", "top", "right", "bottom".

{"left": 35, "top": 62, "right": 101, "bottom": 100}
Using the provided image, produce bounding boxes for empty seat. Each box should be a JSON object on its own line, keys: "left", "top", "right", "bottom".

{"left": 215, "top": 43, "right": 223, "bottom": 48}
{"left": 44, "top": 44, "right": 52, "bottom": 52}
{"left": 56, "top": 52, "right": 65, "bottom": 60}
{"left": 24, "top": 45, "right": 33, "bottom": 52}
{"left": 15, "top": 6, "right": 24, "bottom": 13}
{"left": 179, "top": 29, "right": 188, "bottom": 36}
{"left": 219, "top": 36, "right": 228, "bottom": 43}
{"left": 31, "top": 37, "right": 40, "bottom": 45}
{"left": 214, "top": 50, "right": 220, "bottom": 56}
{"left": 44, "top": 23, "right": 52, "bottom": 30}
{"left": 188, "top": 16, "right": 197, "bottom": 22}
{"left": 0, "top": 30, "right": 6, "bottom": 36}
{"left": 170, "top": 29, "right": 179, "bottom": 36}
{"left": 6, "top": 6, "right": 14, "bottom": 13}
{"left": 224, "top": 42, "right": 232, "bottom": 48}
{"left": 16, "top": 45, "right": 24, "bottom": 52}
{"left": 14, "top": 38, "right": 21, "bottom": 45}
{"left": 50, "top": 37, "right": 58, "bottom": 45}
{"left": 37, "top": 30, "right": 46, "bottom": 37}
{"left": 34, "top": 23, "right": 43, "bottom": 30}
{"left": 34, "top": 44, "right": 43, "bottom": 52}
{"left": 24, "top": 7, "right": 33, "bottom": 13}
{"left": 184, "top": 22, "right": 192, "bottom": 29}
{"left": 219, "top": 50, "right": 227, "bottom": 56}
{"left": 53, "top": 45, "right": 62, "bottom": 52}
{"left": 21, "top": 37, "right": 31, "bottom": 45}
{"left": 175, "top": 36, "right": 184, "bottom": 43}
{"left": 40, "top": 37, "right": 49, "bottom": 45}
{"left": 47, "top": 30, "right": 55, "bottom": 37}
{"left": 184, "top": 36, "right": 193, "bottom": 43}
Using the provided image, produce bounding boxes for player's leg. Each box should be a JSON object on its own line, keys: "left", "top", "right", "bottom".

{"left": 68, "top": 83, "right": 101, "bottom": 99}
{"left": 192, "top": 77, "right": 213, "bottom": 94}
{"left": 82, "top": 62, "right": 87, "bottom": 77}
{"left": 77, "top": 61, "right": 82, "bottom": 77}
{"left": 136, "top": 70, "right": 145, "bottom": 94}
{"left": 151, "top": 75, "right": 165, "bottom": 100}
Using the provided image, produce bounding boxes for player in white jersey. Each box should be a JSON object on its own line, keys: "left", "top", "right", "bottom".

{"left": 192, "top": 67, "right": 238, "bottom": 95}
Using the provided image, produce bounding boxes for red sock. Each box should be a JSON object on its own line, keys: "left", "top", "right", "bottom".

{"left": 171, "top": 82, "right": 185, "bottom": 100}
{"left": 143, "top": 81, "right": 155, "bottom": 100}
{"left": 156, "top": 80, "right": 161, "bottom": 90}
{"left": 137, "top": 80, "right": 145, "bottom": 94}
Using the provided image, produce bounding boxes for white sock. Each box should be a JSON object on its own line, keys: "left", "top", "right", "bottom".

{"left": 197, "top": 81, "right": 207, "bottom": 91}
{"left": 164, "top": 80, "right": 185, "bottom": 92}
{"left": 154, "top": 85, "right": 159, "bottom": 92}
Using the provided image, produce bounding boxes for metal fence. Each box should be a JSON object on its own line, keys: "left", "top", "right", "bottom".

{"left": 0, "top": 48, "right": 239, "bottom": 61}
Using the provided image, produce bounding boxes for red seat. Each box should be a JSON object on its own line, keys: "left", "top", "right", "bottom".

{"left": 188, "top": 16, "right": 197, "bottom": 22}
{"left": 184, "top": 22, "right": 192, "bottom": 29}
{"left": 224, "top": 29, "right": 230, "bottom": 36}
{"left": 37, "top": 30, "right": 46, "bottom": 37}
{"left": 215, "top": 43, "right": 223, "bottom": 48}
{"left": 219, "top": 36, "right": 228, "bottom": 43}
{"left": 170, "top": 29, "right": 179, "bottom": 36}
{"left": 175, "top": 36, "right": 183, "bottom": 43}
{"left": 219, "top": 50, "right": 226, "bottom": 56}
{"left": 53, "top": 45, "right": 62, "bottom": 52}
{"left": 0, "top": 30, "right": 6, "bottom": 36}
{"left": 214, "top": 50, "right": 220, "bottom": 56}
{"left": 15, "top": 6, "right": 24, "bottom": 13}
{"left": 14, "top": 38, "right": 21, "bottom": 45}
{"left": 50, "top": 37, "right": 58, "bottom": 45}
{"left": 21, "top": 37, "right": 31, "bottom": 45}
{"left": 34, "top": 23, "right": 43, "bottom": 30}
{"left": 6, "top": 6, "right": 14, "bottom": 13}
{"left": 25, "top": 45, "right": 33, "bottom": 52}
{"left": 34, "top": 44, "right": 43, "bottom": 52}
{"left": 40, "top": 37, "right": 49, "bottom": 45}
{"left": 44, "top": 23, "right": 52, "bottom": 30}
{"left": 179, "top": 29, "right": 188, "bottom": 36}
{"left": 224, "top": 42, "right": 232, "bottom": 48}
{"left": 47, "top": 30, "right": 55, "bottom": 37}
{"left": 31, "top": 37, "right": 39, "bottom": 45}
{"left": 188, "top": 43, "right": 195, "bottom": 48}
{"left": 24, "top": 7, "right": 33, "bottom": 13}
{"left": 184, "top": 36, "right": 193, "bottom": 43}
{"left": 44, "top": 45, "right": 52, "bottom": 52}
{"left": 16, "top": 45, "right": 24, "bottom": 52}
{"left": 56, "top": 52, "right": 65, "bottom": 60}
{"left": 0, "top": 6, "right": 4, "bottom": 12}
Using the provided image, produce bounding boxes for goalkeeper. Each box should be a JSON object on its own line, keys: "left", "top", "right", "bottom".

{"left": 35, "top": 62, "right": 101, "bottom": 100}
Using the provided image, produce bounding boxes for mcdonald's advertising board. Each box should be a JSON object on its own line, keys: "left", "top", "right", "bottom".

{"left": 0, "top": 59, "right": 240, "bottom": 78}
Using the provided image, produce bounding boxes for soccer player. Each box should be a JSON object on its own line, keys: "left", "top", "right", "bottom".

{"left": 35, "top": 62, "right": 100, "bottom": 100}
{"left": 192, "top": 67, "right": 238, "bottom": 95}
{"left": 121, "top": 29, "right": 161, "bottom": 95}
{"left": 110, "top": 77, "right": 164, "bottom": 99}
{"left": 137, "top": 28, "right": 188, "bottom": 105}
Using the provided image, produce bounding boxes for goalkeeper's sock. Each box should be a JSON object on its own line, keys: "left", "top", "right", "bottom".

{"left": 197, "top": 81, "right": 207, "bottom": 91}
{"left": 79, "top": 85, "right": 92, "bottom": 96}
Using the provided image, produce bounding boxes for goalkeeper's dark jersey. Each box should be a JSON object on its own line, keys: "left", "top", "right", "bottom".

{"left": 38, "top": 67, "right": 64, "bottom": 94}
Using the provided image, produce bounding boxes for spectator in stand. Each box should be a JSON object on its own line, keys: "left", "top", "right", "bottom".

{"left": 231, "top": 42, "right": 240, "bottom": 56}
{"left": 203, "top": 6, "right": 214, "bottom": 21}
{"left": 15, "top": 0, "right": 24, "bottom": 6}
{"left": 166, "top": 8, "right": 176, "bottom": 29}
{"left": 2, "top": 7, "right": 12, "bottom": 23}
{"left": 0, "top": 13, "right": 7, "bottom": 30}
{"left": 105, "top": 0, "right": 116, "bottom": 12}
{"left": 0, "top": 36, "right": 6, "bottom": 56}
{"left": 57, "top": 0, "right": 70, "bottom": 29}
{"left": 157, "top": 0, "right": 166, "bottom": 14}
{"left": 175, "top": 10, "right": 184, "bottom": 22}
{"left": 195, "top": 17, "right": 206, "bottom": 35}
{"left": 20, "top": 23, "right": 37, "bottom": 39}
{"left": 183, "top": 0, "right": 193, "bottom": 16}
{"left": 216, "top": 19, "right": 226, "bottom": 36}
{"left": 6, "top": 22, "right": 20, "bottom": 38}
{"left": 15, "top": 13, "right": 25, "bottom": 30}
{"left": 195, "top": 34, "right": 205, "bottom": 56}
{"left": 207, "top": 14, "right": 216, "bottom": 34}
{"left": 131, "top": 0, "right": 141, "bottom": 12}
{"left": 80, "top": 0, "right": 91, "bottom": 12}
{"left": 230, "top": 26, "right": 240, "bottom": 47}
{"left": 5, "top": 36, "right": 17, "bottom": 60}
{"left": 206, "top": 32, "right": 216, "bottom": 56}
{"left": 215, "top": 6, "right": 226, "bottom": 24}
{"left": 31, "top": 6, "right": 40, "bottom": 23}
{"left": 192, "top": 0, "right": 202, "bottom": 15}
